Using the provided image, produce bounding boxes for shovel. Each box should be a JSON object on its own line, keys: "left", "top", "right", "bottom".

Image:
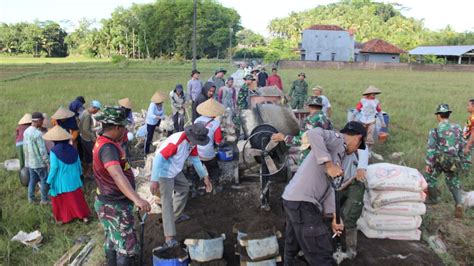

{"left": 136, "top": 211, "right": 148, "bottom": 266}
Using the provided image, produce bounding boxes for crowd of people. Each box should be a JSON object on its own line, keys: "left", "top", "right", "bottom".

{"left": 14, "top": 63, "right": 473, "bottom": 265}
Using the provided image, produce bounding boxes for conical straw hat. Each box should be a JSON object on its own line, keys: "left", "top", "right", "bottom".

{"left": 42, "top": 125, "right": 71, "bottom": 141}
{"left": 51, "top": 107, "right": 75, "bottom": 120}
{"left": 18, "top": 113, "right": 32, "bottom": 125}
{"left": 362, "top": 85, "right": 382, "bottom": 95}
{"left": 151, "top": 92, "right": 166, "bottom": 104}
{"left": 118, "top": 98, "right": 133, "bottom": 109}
{"left": 42, "top": 113, "right": 53, "bottom": 129}
{"left": 197, "top": 98, "right": 225, "bottom": 117}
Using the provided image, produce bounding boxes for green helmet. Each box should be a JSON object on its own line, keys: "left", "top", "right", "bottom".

{"left": 94, "top": 106, "right": 129, "bottom": 126}
{"left": 307, "top": 96, "right": 323, "bottom": 107}
{"left": 435, "top": 103, "right": 452, "bottom": 114}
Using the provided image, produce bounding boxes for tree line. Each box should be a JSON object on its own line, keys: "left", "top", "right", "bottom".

{"left": 0, "top": 0, "right": 473, "bottom": 60}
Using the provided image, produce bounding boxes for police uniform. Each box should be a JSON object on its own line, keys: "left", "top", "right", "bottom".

{"left": 289, "top": 73, "right": 308, "bottom": 110}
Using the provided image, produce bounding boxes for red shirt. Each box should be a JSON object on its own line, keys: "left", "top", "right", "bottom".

{"left": 93, "top": 135, "right": 135, "bottom": 203}
{"left": 16, "top": 124, "right": 30, "bottom": 144}
{"left": 267, "top": 74, "right": 283, "bottom": 90}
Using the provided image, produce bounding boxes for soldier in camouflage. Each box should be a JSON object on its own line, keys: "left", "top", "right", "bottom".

{"left": 424, "top": 104, "right": 465, "bottom": 218}
{"left": 93, "top": 106, "right": 151, "bottom": 265}
{"left": 289, "top": 72, "right": 309, "bottom": 110}
{"left": 272, "top": 96, "right": 332, "bottom": 161}
{"left": 237, "top": 74, "right": 256, "bottom": 111}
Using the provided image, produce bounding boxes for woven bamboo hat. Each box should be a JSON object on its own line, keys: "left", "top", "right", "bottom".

{"left": 51, "top": 107, "right": 75, "bottom": 120}
{"left": 118, "top": 98, "right": 133, "bottom": 109}
{"left": 43, "top": 125, "right": 71, "bottom": 141}
{"left": 197, "top": 98, "right": 225, "bottom": 117}
{"left": 42, "top": 113, "right": 53, "bottom": 129}
{"left": 362, "top": 85, "right": 382, "bottom": 95}
{"left": 151, "top": 92, "right": 166, "bottom": 104}
{"left": 18, "top": 113, "right": 32, "bottom": 125}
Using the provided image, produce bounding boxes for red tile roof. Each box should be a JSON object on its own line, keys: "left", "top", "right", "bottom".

{"left": 361, "top": 39, "right": 406, "bottom": 54}
{"left": 306, "top": 25, "right": 345, "bottom": 31}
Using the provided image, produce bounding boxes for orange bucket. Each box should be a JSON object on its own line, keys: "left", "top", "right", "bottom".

{"left": 378, "top": 131, "right": 389, "bottom": 143}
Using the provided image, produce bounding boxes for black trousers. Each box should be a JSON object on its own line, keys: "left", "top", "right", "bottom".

{"left": 173, "top": 112, "right": 185, "bottom": 132}
{"left": 283, "top": 200, "right": 333, "bottom": 266}
{"left": 144, "top": 122, "right": 160, "bottom": 154}
{"left": 202, "top": 157, "right": 221, "bottom": 183}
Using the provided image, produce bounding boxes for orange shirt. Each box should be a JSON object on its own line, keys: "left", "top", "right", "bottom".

{"left": 464, "top": 114, "right": 474, "bottom": 140}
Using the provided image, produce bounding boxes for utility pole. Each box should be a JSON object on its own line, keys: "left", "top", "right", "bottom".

{"left": 192, "top": 0, "right": 197, "bottom": 70}
{"left": 132, "top": 28, "right": 135, "bottom": 59}
{"left": 228, "top": 26, "right": 233, "bottom": 64}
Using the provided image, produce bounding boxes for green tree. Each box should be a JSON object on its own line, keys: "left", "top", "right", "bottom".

{"left": 236, "top": 29, "right": 265, "bottom": 47}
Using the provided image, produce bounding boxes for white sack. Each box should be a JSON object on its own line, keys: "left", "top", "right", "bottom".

{"left": 366, "top": 163, "right": 427, "bottom": 192}
{"left": 357, "top": 218, "right": 421, "bottom": 241}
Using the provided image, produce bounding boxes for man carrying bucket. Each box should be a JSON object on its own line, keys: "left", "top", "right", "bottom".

{"left": 150, "top": 123, "right": 213, "bottom": 250}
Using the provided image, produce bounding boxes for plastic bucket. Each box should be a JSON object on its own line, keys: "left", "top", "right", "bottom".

{"left": 184, "top": 234, "right": 225, "bottom": 262}
{"left": 217, "top": 146, "right": 234, "bottom": 161}
{"left": 152, "top": 248, "right": 189, "bottom": 266}
{"left": 237, "top": 231, "right": 279, "bottom": 261}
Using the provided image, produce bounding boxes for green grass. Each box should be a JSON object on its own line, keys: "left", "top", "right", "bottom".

{"left": 0, "top": 57, "right": 473, "bottom": 265}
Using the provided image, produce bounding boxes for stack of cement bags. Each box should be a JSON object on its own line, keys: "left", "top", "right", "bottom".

{"left": 357, "top": 163, "right": 427, "bottom": 241}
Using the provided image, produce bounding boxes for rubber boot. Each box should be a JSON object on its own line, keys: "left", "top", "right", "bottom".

{"left": 116, "top": 255, "right": 133, "bottom": 266}
{"left": 105, "top": 249, "right": 117, "bottom": 266}
{"left": 345, "top": 228, "right": 358, "bottom": 259}
{"left": 450, "top": 187, "right": 464, "bottom": 218}
{"left": 426, "top": 187, "right": 440, "bottom": 204}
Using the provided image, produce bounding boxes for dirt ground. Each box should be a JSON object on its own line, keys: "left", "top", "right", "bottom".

{"left": 138, "top": 176, "right": 444, "bottom": 266}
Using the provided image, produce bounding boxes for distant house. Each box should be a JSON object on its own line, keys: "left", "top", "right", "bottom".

{"left": 299, "top": 25, "right": 405, "bottom": 63}
{"left": 356, "top": 39, "right": 406, "bottom": 63}
{"left": 409, "top": 45, "right": 474, "bottom": 64}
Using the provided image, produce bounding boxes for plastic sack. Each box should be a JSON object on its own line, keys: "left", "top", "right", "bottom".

{"left": 361, "top": 211, "right": 422, "bottom": 231}
{"left": 366, "top": 163, "right": 427, "bottom": 192}
{"left": 363, "top": 193, "right": 426, "bottom": 216}
{"left": 357, "top": 218, "right": 421, "bottom": 241}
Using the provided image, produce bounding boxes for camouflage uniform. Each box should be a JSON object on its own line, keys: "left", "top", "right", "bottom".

{"left": 237, "top": 83, "right": 250, "bottom": 110}
{"left": 289, "top": 73, "right": 308, "bottom": 110}
{"left": 93, "top": 107, "right": 138, "bottom": 260}
{"left": 285, "top": 97, "right": 333, "bottom": 161}
{"left": 424, "top": 104, "right": 465, "bottom": 205}
{"left": 94, "top": 200, "right": 138, "bottom": 256}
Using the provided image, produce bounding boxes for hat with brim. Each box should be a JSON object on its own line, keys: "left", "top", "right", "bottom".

{"left": 151, "top": 92, "right": 166, "bottom": 104}
{"left": 51, "top": 107, "right": 75, "bottom": 120}
{"left": 197, "top": 98, "right": 225, "bottom": 117}
{"left": 307, "top": 96, "right": 323, "bottom": 107}
{"left": 215, "top": 67, "right": 227, "bottom": 74}
{"left": 42, "top": 125, "right": 71, "bottom": 141}
{"left": 434, "top": 103, "right": 452, "bottom": 114}
{"left": 362, "top": 85, "right": 381, "bottom": 96}
{"left": 312, "top": 86, "right": 323, "bottom": 91}
{"left": 94, "top": 106, "right": 129, "bottom": 126}
{"left": 118, "top": 98, "right": 133, "bottom": 109}
{"left": 298, "top": 72, "right": 306, "bottom": 78}
{"left": 251, "top": 69, "right": 260, "bottom": 74}
{"left": 18, "top": 113, "right": 32, "bottom": 125}
{"left": 340, "top": 121, "right": 366, "bottom": 150}
{"left": 42, "top": 113, "right": 53, "bottom": 129}
{"left": 243, "top": 74, "right": 256, "bottom": 81}
{"left": 185, "top": 123, "right": 210, "bottom": 146}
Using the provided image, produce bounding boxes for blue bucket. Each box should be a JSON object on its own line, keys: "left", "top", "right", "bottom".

{"left": 152, "top": 248, "right": 189, "bottom": 266}
{"left": 217, "top": 146, "right": 234, "bottom": 161}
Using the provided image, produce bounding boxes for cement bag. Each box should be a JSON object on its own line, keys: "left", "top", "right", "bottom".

{"left": 357, "top": 218, "right": 421, "bottom": 241}
{"left": 364, "top": 196, "right": 426, "bottom": 216}
{"left": 463, "top": 191, "right": 474, "bottom": 208}
{"left": 368, "top": 190, "right": 426, "bottom": 208}
{"left": 366, "top": 163, "right": 427, "bottom": 192}
{"left": 361, "top": 211, "right": 422, "bottom": 231}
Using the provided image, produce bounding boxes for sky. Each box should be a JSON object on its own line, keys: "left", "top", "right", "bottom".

{"left": 1, "top": 0, "right": 473, "bottom": 35}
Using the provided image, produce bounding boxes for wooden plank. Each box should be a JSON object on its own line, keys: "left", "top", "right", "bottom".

{"left": 54, "top": 243, "right": 83, "bottom": 266}
{"left": 70, "top": 239, "right": 96, "bottom": 266}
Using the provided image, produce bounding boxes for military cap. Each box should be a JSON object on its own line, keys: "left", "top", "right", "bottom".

{"left": 215, "top": 67, "right": 227, "bottom": 74}
{"left": 298, "top": 72, "right": 306, "bottom": 78}
{"left": 307, "top": 96, "right": 324, "bottom": 107}
{"left": 243, "top": 74, "right": 256, "bottom": 81}
{"left": 94, "top": 106, "right": 129, "bottom": 126}
{"left": 435, "top": 104, "right": 452, "bottom": 114}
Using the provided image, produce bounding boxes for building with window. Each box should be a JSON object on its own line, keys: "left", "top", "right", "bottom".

{"left": 299, "top": 25, "right": 405, "bottom": 63}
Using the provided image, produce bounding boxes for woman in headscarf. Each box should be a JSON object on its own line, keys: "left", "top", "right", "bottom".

{"left": 44, "top": 125, "right": 90, "bottom": 224}
{"left": 169, "top": 84, "right": 187, "bottom": 133}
